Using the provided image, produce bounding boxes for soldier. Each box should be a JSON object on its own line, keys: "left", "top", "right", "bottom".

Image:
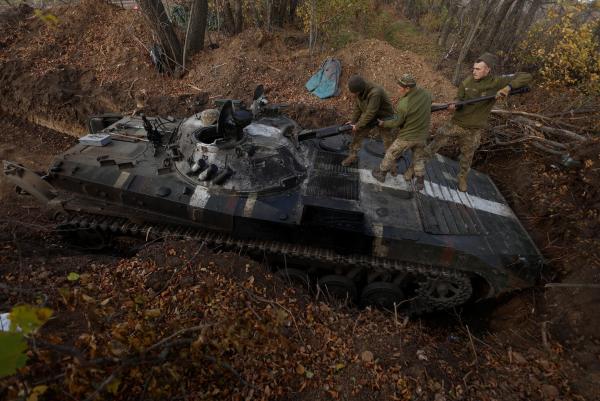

{"left": 371, "top": 74, "right": 431, "bottom": 191}
{"left": 341, "top": 75, "right": 395, "bottom": 168}
{"left": 425, "top": 52, "right": 532, "bottom": 192}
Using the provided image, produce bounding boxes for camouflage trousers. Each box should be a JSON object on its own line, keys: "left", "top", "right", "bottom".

{"left": 348, "top": 126, "right": 396, "bottom": 155}
{"left": 380, "top": 138, "right": 426, "bottom": 177}
{"left": 425, "top": 122, "right": 483, "bottom": 178}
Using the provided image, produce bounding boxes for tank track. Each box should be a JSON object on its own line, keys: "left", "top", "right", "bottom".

{"left": 59, "top": 213, "right": 473, "bottom": 313}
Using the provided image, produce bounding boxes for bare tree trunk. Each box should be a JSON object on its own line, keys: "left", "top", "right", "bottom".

{"left": 454, "top": 3, "right": 470, "bottom": 41}
{"left": 515, "top": 0, "right": 543, "bottom": 40}
{"left": 272, "top": 0, "right": 280, "bottom": 26}
{"left": 308, "top": 0, "right": 317, "bottom": 54}
{"left": 270, "top": 0, "right": 286, "bottom": 27}
{"left": 438, "top": 1, "right": 458, "bottom": 47}
{"left": 233, "top": 0, "right": 243, "bottom": 33}
{"left": 222, "top": 0, "right": 236, "bottom": 34}
{"left": 138, "top": 0, "right": 183, "bottom": 72}
{"left": 406, "top": 0, "right": 421, "bottom": 25}
{"left": 496, "top": 0, "right": 526, "bottom": 51}
{"left": 279, "top": 0, "right": 288, "bottom": 25}
{"left": 249, "top": 0, "right": 261, "bottom": 28}
{"left": 481, "top": 0, "right": 516, "bottom": 51}
{"left": 289, "top": 0, "right": 299, "bottom": 23}
{"left": 452, "top": 0, "right": 494, "bottom": 85}
{"left": 185, "top": 0, "right": 208, "bottom": 56}
{"left": 266, "top": 0, "right": 272, "bottom": 30}
{"left": 502, "top": 0, "right": 540, "bottom": 53}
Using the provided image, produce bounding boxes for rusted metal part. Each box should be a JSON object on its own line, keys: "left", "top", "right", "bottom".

{"left": 2, "top": 161, "right": 56, "bottom": 204}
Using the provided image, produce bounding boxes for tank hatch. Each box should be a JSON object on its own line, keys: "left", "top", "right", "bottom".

{"left": 175, "top": 101, "right": 307, "bottom": 195}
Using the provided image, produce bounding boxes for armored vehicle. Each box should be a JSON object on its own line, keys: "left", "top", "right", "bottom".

{"left": 3, "top": 88, "right": 543, "bottom": 313}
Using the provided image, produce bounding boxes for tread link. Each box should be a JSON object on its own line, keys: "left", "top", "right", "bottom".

{"left": 59, "top": 213, "right": 473, "bottom": 313}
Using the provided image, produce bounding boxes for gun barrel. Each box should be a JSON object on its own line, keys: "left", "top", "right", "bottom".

{"left": 431, "top": 86, "right": 531, "bottom": 113}
{"left": 297, "top": 124, "right": 353, "bottom": 142}
{"left": 431, "top": 103, "right": 449, "bottom": 112}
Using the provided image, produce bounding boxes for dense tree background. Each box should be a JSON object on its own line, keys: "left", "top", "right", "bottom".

{"left": 137, "top": 0, "right": 599, "bottom": 92}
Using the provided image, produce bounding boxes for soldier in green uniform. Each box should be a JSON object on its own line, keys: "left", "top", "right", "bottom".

{"left": 371, "top": 74, "right": 431, "bottom": 191}
{"left": 341, "top": 75, "right": 395, "bottom": 168}
{"left": 425, "top": 53, "right": 532, "bottom": 192}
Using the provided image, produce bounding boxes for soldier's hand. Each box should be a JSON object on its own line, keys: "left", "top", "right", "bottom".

{"left": 448, "top": 103, "right": 456, "bottom": 111}
{"left": 377, "top": 119, "right": 384, "bottom": 127}
{"left": 344, "top": 121, "right": 352, "bottom": 125}
{"left": 351, "top": 124, "right": 357, "bottom": 132}
{"left": 496, "top": 85, "right": 511, "bottom": 99}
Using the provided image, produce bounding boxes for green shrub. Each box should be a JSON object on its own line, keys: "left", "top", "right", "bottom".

{"left": 519, "top": 3, "right": 600, "bottom": 94}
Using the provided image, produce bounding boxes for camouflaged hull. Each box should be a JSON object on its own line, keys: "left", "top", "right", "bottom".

{"left": 3, "top": 108, "right": 544, "bottom": 312}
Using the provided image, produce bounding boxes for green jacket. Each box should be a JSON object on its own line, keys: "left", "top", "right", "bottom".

{"left": 452, "top": 72, "right": 532, "bottom": 129}
{"left": 381, "top": 86, "right": 432, "bottom": 142}
{"left": 350, "top": 81, "right": 394, "bottom": 129}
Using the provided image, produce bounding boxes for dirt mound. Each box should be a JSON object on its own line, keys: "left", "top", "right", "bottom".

{"left": 0, "top": 4, "right": 32, "bottom": 49}
{"left": 335, "top": 38, "right": 455, "bottom": 101}
{"left": 0, "top": 3, "right": 457, "bottom": 133}
{"left": 335, "top": 38, "right": 455, "bottom": 128}
{"left": 186, "top": 34, "right": 457, "bottom": 123}
{"left": 0, "top": 59, "right": 121, "bottom": 134}
{"left": 0, "top": 2, "right": 132, "bottom": 133}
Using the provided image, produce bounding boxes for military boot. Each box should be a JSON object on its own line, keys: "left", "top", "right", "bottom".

{"left": 403, "top": 167, "right": 414, "bottom": 181}
{"left": 458, "top": 174, "right": 468, "bottom": 192}
{"left": 415, "top": 176, "right": 425, "bottom": 191}
{"left": 341, "top": 154, "right": 358, "bottom": 167}
{"left": 371, "top": 167, "right": 387, "bottom": 183}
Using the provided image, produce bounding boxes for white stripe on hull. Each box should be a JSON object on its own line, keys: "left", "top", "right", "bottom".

{"left": 358, "top": 168, "right": 515, "bottom": 218}
{"left": 190, "top": 186, "right": 210, "bottom": 208}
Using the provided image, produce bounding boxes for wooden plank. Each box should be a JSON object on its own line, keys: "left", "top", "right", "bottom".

{"left": 427, "top": 163, "right": 466, "bottom": 234}
{"left": 424, "top": 170, "right": 455, "bottom": 234}
{"left": 420, "top": 180, "right": 450, "bottom": 233}
{"left": 416, "top": 193, "right": 443, "bottom": 233}
{"left": 437, "top": 160, "right": 482, "bottom": 233}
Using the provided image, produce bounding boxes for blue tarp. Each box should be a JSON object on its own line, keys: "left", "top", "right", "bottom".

{"left": 305, "top": 58, "right": 342, "bottom": 99}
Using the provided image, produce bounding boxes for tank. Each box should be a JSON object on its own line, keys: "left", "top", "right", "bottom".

{"left": 3, "top": 87, "right": 544, "bottom": 313}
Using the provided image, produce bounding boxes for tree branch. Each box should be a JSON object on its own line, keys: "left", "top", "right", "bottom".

{"left": 492, "top": 109, "right": 588, "bottom": 137}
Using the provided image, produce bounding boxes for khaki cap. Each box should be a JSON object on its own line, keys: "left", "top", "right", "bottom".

{"left": 477, "top": 52, "right": 498, "bottom": 69}
{"left": 396, "top": 73, "right": 416, "bottom": 88}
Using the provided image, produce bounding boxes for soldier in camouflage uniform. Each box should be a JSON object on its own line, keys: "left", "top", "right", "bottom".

{"left": 341, "top": 75, "right": 395, "bottom": 169}
{"left": 425, "top": 53, "right": 532, "bottom": 192}
{"left": 372, "top": 74, "right": 431, "bottom": 191}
